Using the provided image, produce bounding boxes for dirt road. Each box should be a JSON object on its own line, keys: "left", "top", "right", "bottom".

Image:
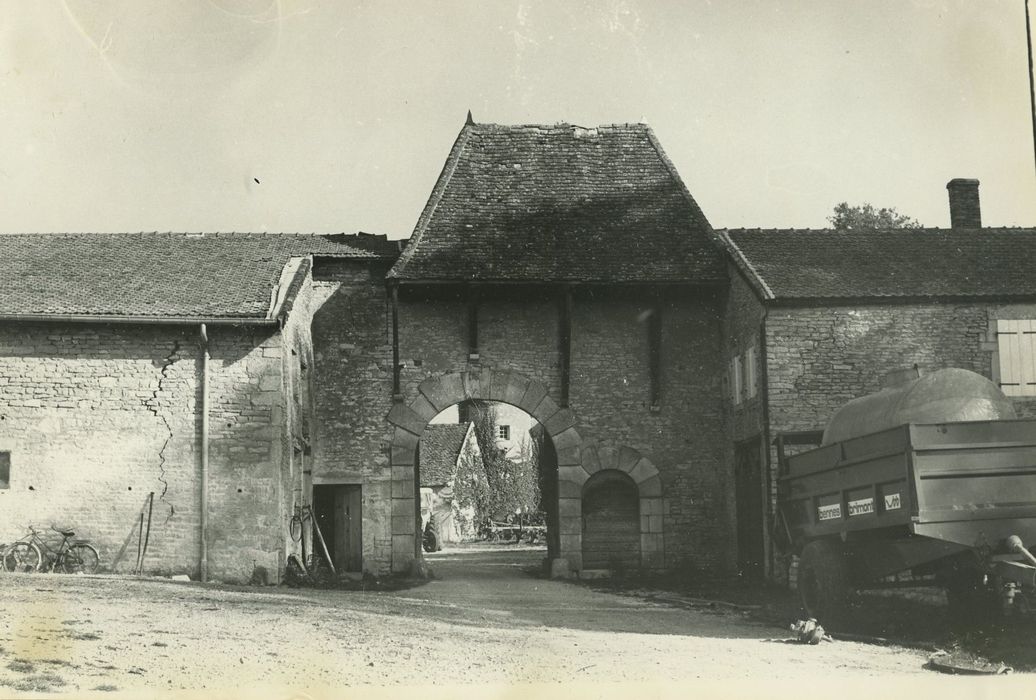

{"left": 0, "top": 546, "right": 935, "bottom": 694}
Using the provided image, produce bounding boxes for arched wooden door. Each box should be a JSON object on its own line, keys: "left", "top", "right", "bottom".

{"left": 582, "top": 470, "right": 640, "bottom": 570}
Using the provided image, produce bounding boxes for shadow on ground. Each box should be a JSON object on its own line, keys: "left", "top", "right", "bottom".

{"left": 587, "top": 570, "right": 1036, "bottom": 673}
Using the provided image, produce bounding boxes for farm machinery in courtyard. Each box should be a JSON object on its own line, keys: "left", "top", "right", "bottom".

{"left": 776, "top": 368, "right": 1036, "bottom": 626}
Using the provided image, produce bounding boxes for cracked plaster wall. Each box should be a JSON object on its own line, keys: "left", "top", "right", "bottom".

{"left": 0, "top": 322, "right": 289, "bottom": 582}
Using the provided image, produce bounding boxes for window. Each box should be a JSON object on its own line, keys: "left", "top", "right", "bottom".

{"left": 729, "top": 355, "right": 743, "bottom": 405}
{"left": 997, "top": 320, "right": 1036, "bottom": 396}
{"left": 497, "top": 425, "right": 510, "bottom": 441}
{"left": 744, "top": 346, "right": 758, "bottom": 399}
{"left": 0, "top": 452, "right": 9, "bottom": 489}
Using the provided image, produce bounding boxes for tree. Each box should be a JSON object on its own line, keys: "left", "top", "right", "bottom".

{"left": 453, "top": 400, "right": 541, "bottom": 535}
{"left": 828, "top": 202, "right": 922, "bottom": 231}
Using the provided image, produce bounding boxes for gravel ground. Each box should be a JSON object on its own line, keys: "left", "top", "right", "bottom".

{"left": 0, "top": 545, "right": 973, "bottom": 696}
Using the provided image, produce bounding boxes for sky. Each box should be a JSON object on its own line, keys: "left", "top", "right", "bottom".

{"left": 1, "top": 0, "right": 1035, "bottom": 237}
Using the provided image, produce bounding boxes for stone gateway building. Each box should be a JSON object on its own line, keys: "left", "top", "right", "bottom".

{"left": 2, "top": 122, "right": 1034, "bottom": 584}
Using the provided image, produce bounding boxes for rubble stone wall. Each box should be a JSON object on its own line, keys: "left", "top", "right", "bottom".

{"left": 0, "top": 322, "right": 288, "bottom": 583}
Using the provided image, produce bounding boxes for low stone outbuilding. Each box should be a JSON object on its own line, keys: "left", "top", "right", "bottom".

{"left": 719, "top": 180, "right": 1036, "bottom": 580}
{"left": 0, "top": 232, "right": 398, "bottom": 582}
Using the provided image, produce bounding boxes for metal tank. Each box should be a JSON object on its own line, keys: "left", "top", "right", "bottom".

{"left": 821, "top": 367, "right": 1017, "bottom": 445}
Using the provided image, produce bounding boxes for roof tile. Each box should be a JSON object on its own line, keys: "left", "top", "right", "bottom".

{"left": 722, "top": 228, "right": 1036, "bottom": 300}
{"left": 0, "top": 232, "right": 398, "bottom": 318}
{"left": 389, "top": 123, "right": 723, "bottom": 283}
{"left": 420, "top": 423, "right": 473, "bottom": 487}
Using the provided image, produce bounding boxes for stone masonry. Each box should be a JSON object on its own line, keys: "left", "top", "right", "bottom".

{"left": 381, "top": 287, "right": 736, "bottom": 576}
{"left": 0, "top": 320, "right": 301, "bottom": 583}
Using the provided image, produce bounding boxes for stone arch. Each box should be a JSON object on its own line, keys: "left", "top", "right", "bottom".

{"left": 384, "top": 367, "right": 584, "bottom": 574}
{"left": 572, "top": 443, "right": 664, "bottom": 571}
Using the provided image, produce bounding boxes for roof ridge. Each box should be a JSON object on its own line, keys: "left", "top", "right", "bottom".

{"left": 723, "top": 227, "right": 1036, "bottom": 235}
{"left": 0, "top": 231, "right": 395, "bottom": 239}
{"left": 469, "top": 122, "right": 649, "bottom": 132}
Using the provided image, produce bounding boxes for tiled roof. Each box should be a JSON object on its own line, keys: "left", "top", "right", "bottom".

{"left": 420, "top": 423, "right": 473, "bottom": 487}
{"left": 388, "top": 122, "right": 724, "bottom": 283}
{"left": 0, "top": 232, "right": 399, "bottom": 319}
{"left": 721, "top": 228, "right": 1036, "bottom": 301}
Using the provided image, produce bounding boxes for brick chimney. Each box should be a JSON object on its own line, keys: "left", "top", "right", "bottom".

{"left": 946, "top": 178, "right": 981, "bottom": 229}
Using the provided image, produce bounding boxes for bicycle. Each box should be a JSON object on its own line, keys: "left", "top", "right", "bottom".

{"left": 286, "top": 504, "right": 335, "bottom": 587}
{"left": 2, "top": 525, "right": 100, "bottom": 574}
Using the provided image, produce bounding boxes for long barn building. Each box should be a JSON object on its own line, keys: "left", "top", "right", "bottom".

{"left": 1, "top": 122, "right": 1034, "bottom": 583}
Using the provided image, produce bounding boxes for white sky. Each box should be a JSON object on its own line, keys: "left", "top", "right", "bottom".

{"left": 2, "top": 0, "right": 1035, "bottom": 236}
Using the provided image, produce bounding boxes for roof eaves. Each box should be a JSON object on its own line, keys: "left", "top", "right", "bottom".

{"left": 0, "top": 313, "right": 276, "bottom": 325}
{"left": 767, "top": 292, "right": 1036, "bottom": 307}
{"left": 387, "top": 120, "right": 475, "bottom": 280}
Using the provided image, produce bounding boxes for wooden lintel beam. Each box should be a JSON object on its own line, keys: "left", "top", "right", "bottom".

{"left": 559, "top": 285, "right": 573, "bottom": 407}
{"left": 390, "top": 283, "right": 401, "bottom": 399}
{"left": 467, "top": 283, "right": 480, "bottom": 360}
{"left": 649, "top": 290, "right": 662, "bottom": 409}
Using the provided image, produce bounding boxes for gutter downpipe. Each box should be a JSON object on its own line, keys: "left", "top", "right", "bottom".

{"left": 200, "top": 323, "right": 210, "bottom": 583}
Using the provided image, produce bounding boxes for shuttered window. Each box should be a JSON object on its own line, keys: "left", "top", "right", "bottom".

{"left": 729, "top": 355, "right": 743, "bottom": 405}
{"left": 744, "top": 346, "right": 758, "bottom": 399}
{"left": 997, "top": 320, "right": 1036, "bottom": 396}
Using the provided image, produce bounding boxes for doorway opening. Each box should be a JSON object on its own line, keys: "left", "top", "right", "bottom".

{"left": 312, "top": 484, "right": 363, "bottom": 572}
{"left": 417, "top": 399, "right": 558, "bottom": 573}
{"left": 582, "top": 469, "right": 640, "bottom": 570}
{"left": 734, "top": 437, "right": 765, "bottom": 580}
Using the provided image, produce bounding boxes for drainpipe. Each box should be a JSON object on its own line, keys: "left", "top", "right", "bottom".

{"left": 199, "top": 323, "right": 210, "bottom": 583}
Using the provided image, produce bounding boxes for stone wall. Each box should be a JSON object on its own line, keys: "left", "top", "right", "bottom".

{"left": 0, "top": 321, "right": 289, "bottom": 583}
{"left": 767, "top": 303, "right": 992, "bottom": 435}
{"left": 723, "top": 266, "right": 766, "bottom": 442}
{"left": 761, "top": 299, "right": 1036, "bottom": 582}
{"left": 310, "top": 259, "right": 396, "bottom": 574}
{"left": 569, "top": 288, "right": 734, "bottom": 574}
{"left": 383, "top": 285, "right": 735, "bottom": 576}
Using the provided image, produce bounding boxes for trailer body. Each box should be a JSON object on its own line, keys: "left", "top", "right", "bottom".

{"left": 780, "top": 419, "right": 1036, "bottom": 582}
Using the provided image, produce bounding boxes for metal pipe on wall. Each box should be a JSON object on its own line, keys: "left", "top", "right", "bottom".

{"left": 199, "top": 323, "right": 210, "bottom": 582}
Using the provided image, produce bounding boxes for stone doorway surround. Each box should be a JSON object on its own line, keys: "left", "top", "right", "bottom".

{"left": 385, "top": 367, "right": 664, "bottom": 575}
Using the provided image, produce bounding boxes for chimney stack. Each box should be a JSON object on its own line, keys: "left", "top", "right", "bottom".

{"left": 946, "top": 178, "right": 981, "bottom": 229}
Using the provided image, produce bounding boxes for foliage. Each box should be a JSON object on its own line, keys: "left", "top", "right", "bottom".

{"left": 452, "top": 400, "right": 541, "bottom": 532}
{"left": 828, "top": 202, "right": 922, "bottom": 231}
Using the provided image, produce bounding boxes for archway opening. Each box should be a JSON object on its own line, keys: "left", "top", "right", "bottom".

{"left": 417, "top": 399, "right": 559, "bottom": 574}
{"left": 581, "top": 470, "right": 641, "bottom": 571}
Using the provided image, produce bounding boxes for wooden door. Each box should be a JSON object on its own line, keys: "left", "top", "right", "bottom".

{"left": 334, "top": 485, "right": 362, "bottom": 572}
{"left": 582, "top": 471, "right": 640, "bottom": 570}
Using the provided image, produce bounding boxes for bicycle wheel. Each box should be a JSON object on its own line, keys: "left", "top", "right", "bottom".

{"left": 61, "top": 544, "right": 100, "bottom": 574}
{"left": 4, "top": 542, "right": 42, "bottom": 573}
{"left": 289, "top": 514, "right": 305, "bottom": 543}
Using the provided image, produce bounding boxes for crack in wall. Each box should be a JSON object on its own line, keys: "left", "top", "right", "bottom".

{"left": 144, "top": 339, "right": 182, "bottom": 523}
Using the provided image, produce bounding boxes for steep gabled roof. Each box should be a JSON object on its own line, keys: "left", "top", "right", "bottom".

{"left": 720, "top": 227, "right": 1036, "bottom": 302}
{"left": 0, "top": 232, "right": 399, "bottom": 321}
{"left": 419, "top": 423, "right": 474, "bottom": 487}
{"left": 389, "top": 121, "right": 724, "bottom": 283}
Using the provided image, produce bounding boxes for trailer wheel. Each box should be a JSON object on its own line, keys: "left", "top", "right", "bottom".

{"left": 943, "top": 565, "right": 1000, "bottom": 627}
{"left": 798, "top": 539, "right": 850, "bottom": 627}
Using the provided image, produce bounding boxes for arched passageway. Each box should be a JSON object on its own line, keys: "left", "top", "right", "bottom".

{"left": 386, "top": 368, "right": 665, "bottom": 575}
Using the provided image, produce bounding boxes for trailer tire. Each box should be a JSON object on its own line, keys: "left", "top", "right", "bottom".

{"left": 798, "top": 539, "right": 850, "bottom": 627}
{"left": 944, "top": 566, "right": 1000, "bottom": 627}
